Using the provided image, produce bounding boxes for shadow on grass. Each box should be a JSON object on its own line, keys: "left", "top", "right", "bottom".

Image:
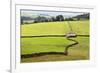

{"left": 21, "top": 52, "right": 67, "bottom": 58}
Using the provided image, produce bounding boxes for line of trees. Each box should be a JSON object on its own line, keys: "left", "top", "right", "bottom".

{"left": 34, "top": 15, "right": 66, "bottom": 23}
{"left": 21, "top": 13, "right": 89, "bottom": 24}
{"left": 21, "top": 15, "right": 74, "bottom": 24}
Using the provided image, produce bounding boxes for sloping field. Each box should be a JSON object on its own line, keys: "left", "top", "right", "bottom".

{"left": 21, "top": 21, "right": 89, "bottom": 36}
{"left": 21, "top": 37, "right": 89, "bottom": 63}
{"left": 21, "top": 20, "right": 89, "bottom": 63}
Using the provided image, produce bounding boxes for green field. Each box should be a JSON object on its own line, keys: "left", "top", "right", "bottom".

{"left": 21, "top": 21, "right": 89, "bottom": 63}
{"left": 21, "top": 21, "right": 89, "bottom": 36}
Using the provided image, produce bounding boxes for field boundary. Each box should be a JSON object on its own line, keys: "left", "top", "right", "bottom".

{"left": 21, "top": 35, "right": 89, "bottom": 38}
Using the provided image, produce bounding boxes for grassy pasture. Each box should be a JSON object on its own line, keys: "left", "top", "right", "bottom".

{"left": 21, "top": 21, "right": 89, "bottom": 36}
{"left": 21, "top": 37, "right": 73, "bottom": 54}
{"left": 21, "top": 37, "right": 89, "bottom": 63}
{"left": 21, "top": 21, "right": 89, "bottom": 63}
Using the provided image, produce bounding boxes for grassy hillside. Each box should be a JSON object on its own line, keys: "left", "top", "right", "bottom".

{"left": 21, "top": 37, "right": 89, "bottom": 63}
{"left": 21, "top": 37, "right": 73, "bottom": 54}
{"left": 21, "top": 20, "right": 89, "bottom": 63}
{"left": 21, "top": 21, "right": 89, "bottom": 36}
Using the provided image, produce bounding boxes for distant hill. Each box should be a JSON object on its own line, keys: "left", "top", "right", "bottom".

{"left": 21, "top": 16, "right": 35, "bottom": 24}
{"left": 21, "top": 16, "right": 34, "bottom": 21}
{"left": 73, "top": 13, "right": 89, "bottom": 20}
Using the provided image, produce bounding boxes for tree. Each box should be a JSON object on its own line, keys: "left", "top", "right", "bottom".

{"left": 65, "top": 18, "right": 73, "bottom": 21}
{"left": 56, "top": 15, "right": 64, "bottom": 21}
{"left": 35, "top": 16, "right": 48, "bottom": 22}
